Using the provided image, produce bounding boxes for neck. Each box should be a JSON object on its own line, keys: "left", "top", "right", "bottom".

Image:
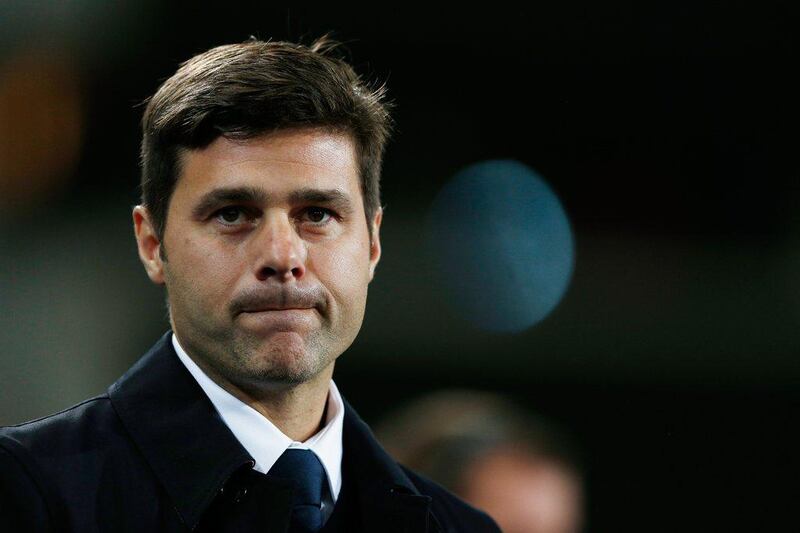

{"left": 235, "top": 374, "right": 333, "bottom": 442}
{"left": 188, "top": 354, "right": 334, "bottom": 442}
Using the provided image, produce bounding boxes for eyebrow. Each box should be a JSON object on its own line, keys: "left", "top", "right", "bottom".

{"left": 288, "top": 188, "right": 354, "bottom": 214}
{"left": 191, "top": 186, "right": 268, "bottom": 218}
{"left": 191, "top": 186, "right": 355, "bottom": 218}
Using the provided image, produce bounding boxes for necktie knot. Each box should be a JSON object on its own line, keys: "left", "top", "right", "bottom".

{"left": 268, "top": 448, "right": 326, "bottom": 532}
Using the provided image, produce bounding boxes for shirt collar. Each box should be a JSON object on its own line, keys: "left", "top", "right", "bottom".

{"left": 172, "top": 333, "right": 344, "bottom": 502}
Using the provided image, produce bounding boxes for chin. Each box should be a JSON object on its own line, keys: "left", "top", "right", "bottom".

{"left": 244, "top": 340, "right": 325, "bottom": 385}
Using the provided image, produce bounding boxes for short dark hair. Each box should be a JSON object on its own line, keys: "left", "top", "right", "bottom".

{"left": 139, "top": 36, "right": 392, "bottom": 248}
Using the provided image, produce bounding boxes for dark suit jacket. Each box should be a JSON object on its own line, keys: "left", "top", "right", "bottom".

{"left": 0, "top": 332, "right": 500, "bottom": 532}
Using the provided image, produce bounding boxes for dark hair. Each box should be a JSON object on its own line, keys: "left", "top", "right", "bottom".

{"left": 139, "top": 36, "right": 392, "bottom": 248}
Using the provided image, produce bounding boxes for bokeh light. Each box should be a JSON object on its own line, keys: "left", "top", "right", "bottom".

{"left": 0, "top": 48, "right": 83, "bottom": 211}
{"left": 426, "top": 160, "right": 574, "bottom": 333}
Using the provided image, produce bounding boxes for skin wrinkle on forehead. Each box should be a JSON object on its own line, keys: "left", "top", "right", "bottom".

{"left": 208, "top": 130, "right": 358, "bottom": 171}
{"left": 187, "top": 160, "right": 354, "bottom": 181}
{"left": 214, "top": 157, "right": 350, "bottom": 169}
{"left": 181, "top": 136, "right": 357, "bottom": 193}
{"left": 179, "top": 128, "right": 359, "bottom": 179}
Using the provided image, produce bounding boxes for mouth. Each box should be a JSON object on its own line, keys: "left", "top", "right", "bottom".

{"left": 240, "top": 306, "right": 316, "bottom": 314}
{"left": 236, "top": 307, "right": 318, "bottom": 333}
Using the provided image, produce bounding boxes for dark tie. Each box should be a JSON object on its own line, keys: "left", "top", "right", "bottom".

{"left": 268, "top": 448, "right": 326, "bottom": 533}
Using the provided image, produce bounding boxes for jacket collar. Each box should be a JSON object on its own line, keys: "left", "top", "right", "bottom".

{"left": 108, "top": 331, "right": 438, "bottom": 532}
{"left": 108, "top": 331, "right": 253, "bottom": 530}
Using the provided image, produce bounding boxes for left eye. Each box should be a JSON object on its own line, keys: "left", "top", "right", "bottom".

{"left": 303, "top": 207, "right": 332, "bottom": 224}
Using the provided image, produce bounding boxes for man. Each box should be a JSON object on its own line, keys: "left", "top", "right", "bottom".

{"left": 0, "top": 38, "right": 500, "bottom": 532}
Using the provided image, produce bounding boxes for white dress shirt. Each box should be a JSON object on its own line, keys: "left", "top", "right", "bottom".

{"left": 171, "top": 333, "right": 344, "bottom": 520}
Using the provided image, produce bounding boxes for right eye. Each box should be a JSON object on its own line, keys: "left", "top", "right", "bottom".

{"left": 214, "top": 206, "right": 248, "bottom": 225}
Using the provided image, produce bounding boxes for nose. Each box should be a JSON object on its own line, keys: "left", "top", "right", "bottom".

{"left": 252, "top": 211, "right": 307, "bottom": 282}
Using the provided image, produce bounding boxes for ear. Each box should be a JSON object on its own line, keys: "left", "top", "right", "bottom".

{"left": 368, "top": 207, "right": 382, "bottom": 282}
{"left": 133, "top": 205, "right": 165, "bottom": 285}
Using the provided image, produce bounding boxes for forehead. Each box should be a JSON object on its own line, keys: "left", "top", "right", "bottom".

{"left": 175, "top": 128, "right": 361, "bottom": 201}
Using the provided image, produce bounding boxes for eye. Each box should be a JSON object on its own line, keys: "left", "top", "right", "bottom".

{"left": 302, "top": 207, "right": 334, "bottom": 225}
{"left": 214, "top": 206, "right": 250, "bottom": 225}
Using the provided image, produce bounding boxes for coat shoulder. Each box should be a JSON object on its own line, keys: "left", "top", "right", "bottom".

{"left": 400, "top": 465, "right": 501, "bottom": 533}
{"left": 0, "top": 394, "right": 119, "bottom": 452}
{"left": 0, "top": 393, "right": 136, "bottom": 496}
{"left": 0, "top": 395, "right": 127, "bottom": 530}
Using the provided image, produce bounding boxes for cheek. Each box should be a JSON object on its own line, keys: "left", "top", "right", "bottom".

{"left": 168, "top": 234, "right": 241, "bottom": 301}
{"left": 311, "top": 241, "right": 371, "bottom": 307}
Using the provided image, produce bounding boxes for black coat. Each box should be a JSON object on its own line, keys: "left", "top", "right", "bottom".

{"left": 0, "top": 332, "right": 500, "bottom": 532}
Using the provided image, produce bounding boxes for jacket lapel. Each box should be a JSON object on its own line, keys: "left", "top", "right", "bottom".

{"left": 341, "top": 398, "right": 442, "bottom": 533}
{"left": 108, "top": 331, "right": 255, "bottom": 530}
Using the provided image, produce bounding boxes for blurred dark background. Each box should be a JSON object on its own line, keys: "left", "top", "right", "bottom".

{"left": 0, "top": 2, "right": 797, "bottom": 531}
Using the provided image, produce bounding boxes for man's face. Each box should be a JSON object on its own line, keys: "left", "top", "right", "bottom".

{"left": 134, "top": 128, "right": 381, "bottom": 394}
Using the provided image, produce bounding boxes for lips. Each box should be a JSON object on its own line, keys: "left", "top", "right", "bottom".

{"left": 237, "top": 307, "right": 318, "bottom": 335}
{"left": 240, "top": 306, "right": 316, "bottom": 314}
{"left": 231, "top": 286, "right": 325, "bottom": 318}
